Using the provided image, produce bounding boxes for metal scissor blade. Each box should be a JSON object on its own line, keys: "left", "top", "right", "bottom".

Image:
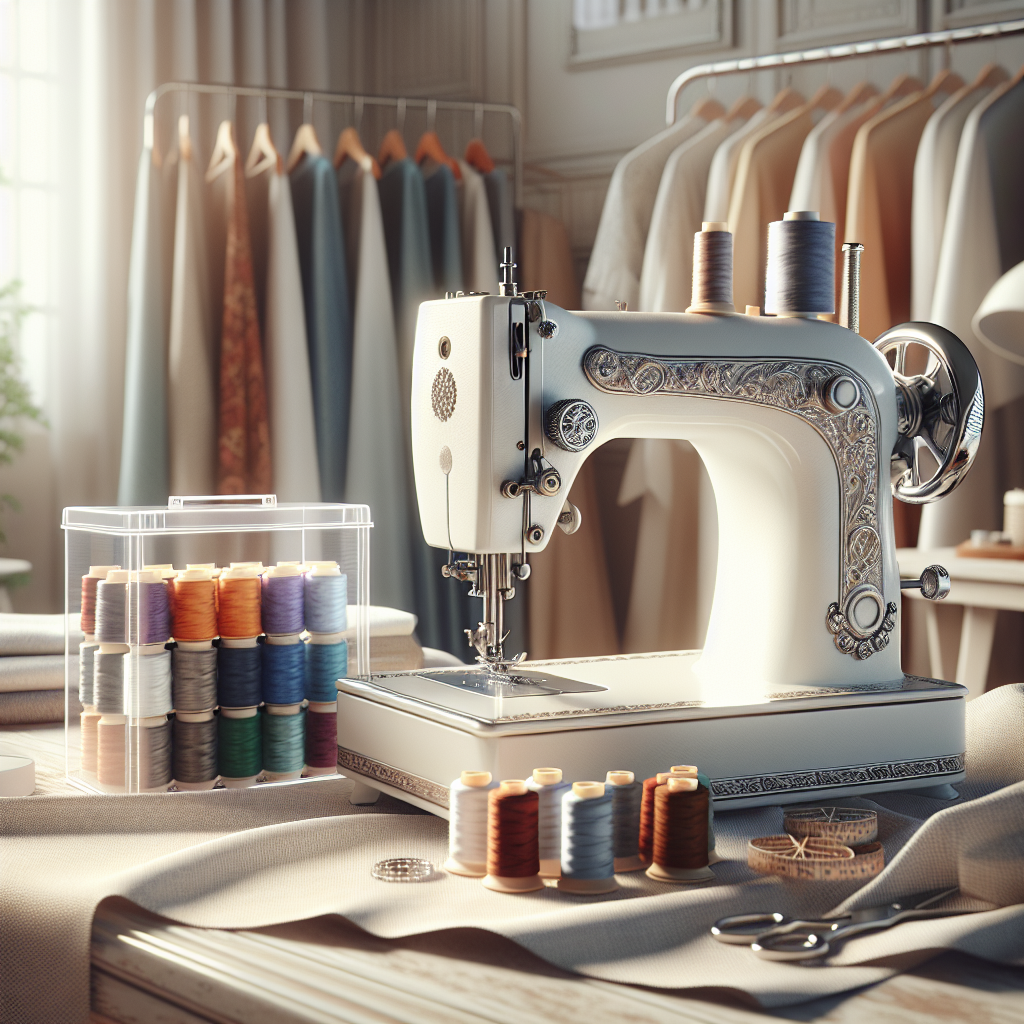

{"left": 891, "top": 886, "right": 959, "bottom": 913}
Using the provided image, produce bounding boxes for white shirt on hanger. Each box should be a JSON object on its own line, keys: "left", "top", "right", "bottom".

{"left": 703, "top": 107, "right": 775, "bottom": 223}
{"left": 458, "top": 160, "right": 500, "bottom": 295}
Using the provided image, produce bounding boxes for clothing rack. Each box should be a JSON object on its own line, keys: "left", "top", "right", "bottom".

{"left": 143, "top": 82, "right": 523, "bottom": 207}
{"left": 666, "top": 17, "right": 1024, "bottom": 124}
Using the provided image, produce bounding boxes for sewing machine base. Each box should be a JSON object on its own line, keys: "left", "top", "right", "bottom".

{"left": 335, "top": 653, "right": 966, "bottom": 816}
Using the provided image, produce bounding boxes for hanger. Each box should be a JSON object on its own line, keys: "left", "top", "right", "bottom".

{"left": 879, "top": 73, "right": 924, "bottom": 104}
{"left": 378, "top": 128, "right": 408, "bottom": 170}
{"left": 333, "top": 126, "right": 381, "bottom": 178}
{"left": 807, "top": 83, "right": 844, "bottom": 112}
{"left": 923, "top": 68, "right": 965, "bottom": 99}
{"left": 970, "top": 62, "right": 1009, "bottom": 89}
{"left": 245, "top": 122, "right": 281, "bottom": 177}
{"left": 835, "top": 81, "right": 878, "bottom": 114}
{"left": 464, "top": 138, "right": 495, "bottom": 174}
{"left": 177, "top": 114, "right": 193, "bottom": 163}
{"left": 768, "top": 87, "right": 805, "bottom": 113}
{"left": 285, "top": 123, "right": 322, "bottom": 173}
{"left": 205, "top": 120, "right": 237, "bottom": 183}
{"left": 724, "top": 95, "right": 762, "bottom": 122}
{"left": 689, "top": 96, "right": 726, "bottom": 120}
{"left": 415, "top": 130, "right": 461, "bottom": 180}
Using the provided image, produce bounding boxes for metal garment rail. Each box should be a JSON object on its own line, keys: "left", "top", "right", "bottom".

{"left": 666, "top": 17, "right": 1024, "bottom": 124}
{"left": 143, "top": 81, "right": 523, "bottom": 206}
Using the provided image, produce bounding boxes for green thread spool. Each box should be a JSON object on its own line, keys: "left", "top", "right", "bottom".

{"left": 262, "top": 704, "right": 306, "bottom": 781}
{"left": 217, "top": 707, "right": 262, "bottom": 787}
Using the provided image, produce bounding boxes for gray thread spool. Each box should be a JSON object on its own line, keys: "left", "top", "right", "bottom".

{"left": 131, "top": 717, "right": 172, "bottom": 790}
{"left": 764, "top": 211, "right": 835, "bottom": 316}
{"left": 94, "top": 649, "right": 126, "bottom": 714}
{"left": 95, "top": 578, "right": 127, "bottom": 644}
{"left": 687, "top": 222, "right": 734, "bottom": 313}
{"left": 606, "top": 770, "right": 644, "bottom": 871}
{"left": 172, "top": 644, "right": 218, "bottom": 712}
{"left": 172, "top": 712, "right": 218, "bottom": 786}
{"left": 79, "top": 640, "right": 99, "bottom": 705}
{"left": 525, "top": 768, "right": 572, "bottom": 877}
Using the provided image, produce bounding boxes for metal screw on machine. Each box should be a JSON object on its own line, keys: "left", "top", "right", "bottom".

{"left": 900, "top": 564, "right": 951, "bottom": 601}
{"left": 557, "top": 500, "right": 582, "bottom": 535}
{"left": 840, "top": 242, "right": 864, "bottom": 335}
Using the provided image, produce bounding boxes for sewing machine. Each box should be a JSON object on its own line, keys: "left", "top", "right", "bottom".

{"left": 336, "top": 249, "right": 983, "bottom": 816}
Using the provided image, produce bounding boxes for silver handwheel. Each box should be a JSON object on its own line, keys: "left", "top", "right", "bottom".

{"left": 874, "top": 323, "right": 984, "bottom": 504}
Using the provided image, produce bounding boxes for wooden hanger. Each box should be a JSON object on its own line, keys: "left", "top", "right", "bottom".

{"left": 724, "top": 95, "right": 762, "bottom": 122}
{"left": 205, "top": 120, "right": 237, "bottom": 183}
{"left": 464, "top": 138, "right": 495, "bottom": 174}
{"left": 807, "top": 83, "right": 844, "bottom": 112}
{"left": 378, "top": 128, "right": 408, "bottom": 170}
{"left": 923, "top": 68, "right": 965, "bottom": 99}
{"left": 333, "top": 126, "right": 381, "bottom": 178}
{"left": 836, "top": 81, "right": 878, "bottom": 114}
{"left": 768, "top": 87, "right": 805, "bottom": 113}
{"left": 415, "top": 130, "right": 461, "bottom": 180}
{"left": 970, "top": 63, "right": 1009, "bottom": 89}
{"left": 285, "top": 123, "right": 322, "bottom": 173}
{"left": 245, "top": 122, "right": 281, "bottom": 178}
{"left": 880, "top": 73, "right": 924, "bottom": 104}
{"left": 177, "top": 114, "right": 193, "bottom": 163}
{"left": 689, "top": 96, "right": 726, "bottom": 120}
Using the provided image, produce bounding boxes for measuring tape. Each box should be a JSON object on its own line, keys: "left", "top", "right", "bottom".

{"left": 748, "top": 834, "right": 885, "bottom": 881}
{"left": 782, "top": 806, "right": 878, "bottom": 845}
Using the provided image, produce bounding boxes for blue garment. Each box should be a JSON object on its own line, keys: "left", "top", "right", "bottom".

{"left": 423, "top": 164, "right": 463, "bottom": 293}
{"left": 485, "top": 167, "right": 516, "bottom": 264}
{"left": 290, "top": 154, "right": 353, "bottom": 503}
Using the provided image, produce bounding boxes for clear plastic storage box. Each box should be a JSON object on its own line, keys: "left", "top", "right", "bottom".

{"left": 62, "top": 496, "right": 370, "bottom": 794}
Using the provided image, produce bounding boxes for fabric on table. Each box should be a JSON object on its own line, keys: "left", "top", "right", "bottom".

{"left": 0, "top": 688, "right": 80, "bottom": 725}
{"left": 0, "top": 656, "right": 64, "bottom": 693}
{"left": 920, "top": 77, "right": 1024, "bottom": 548}
{"left": 423, "top": 161, "right": 464, "bottom": 294}
{"left": 338, "top": 161, "right": 413, "bottom": 613}
{"left": 168, "top": 126, "right": 217, "bottom": 497}
{"left": 703, "top": 106, "right": 775, "bottom": 224}
{"left": 583, "top": 112, "right": 709, "bottom": 311}
{"left": 484, "top": 167, "right": 516, "bottom": 263}
{"left": 291, "top": 153, "right": 354, "bottom": 503}
{"left": 457, "top": 160, "right": 499, "bottom": 295}
{"left": 2, "top": 685, "right": 1023, "bottom": 1024}
{"left": 0, "top": 613, "right": 80, "bottom": 656}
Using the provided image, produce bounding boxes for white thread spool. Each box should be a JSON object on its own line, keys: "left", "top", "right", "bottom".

{"left": 445, "top": 770, "right": 498, "bottom": 876}
{"left": 1005, "top": 490, "right": 1024, "bottom": 546}
{"left": 526, "top": 767, "right": 571, "bottom": 878}
{"left": 123, "top": 645, "right": 173, "bottom": 718}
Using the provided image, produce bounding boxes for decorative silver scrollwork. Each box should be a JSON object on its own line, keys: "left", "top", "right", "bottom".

{"left": 584, "top": 346, "right": 887, "bottom": 660}
{"left": 546, "top": 398, "right": 599, "bottom": 452}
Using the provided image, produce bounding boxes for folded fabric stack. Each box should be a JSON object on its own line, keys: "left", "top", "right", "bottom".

{"left": 0, "top": 614, "right": 83, "bottom": 725}
{"left": 343, "top": 606, "right": 430, "bottom": 673}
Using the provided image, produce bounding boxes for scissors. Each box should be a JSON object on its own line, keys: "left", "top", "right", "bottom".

{"left": 711, "top": 887, "right": 966, "bottom": 960}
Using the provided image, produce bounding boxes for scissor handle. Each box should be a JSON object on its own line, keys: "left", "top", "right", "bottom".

{"left": 711, "top": 912, "right": 786, "bottom": 944}
{"left": 752, "top": 928, "right": 831, "bottom": 961}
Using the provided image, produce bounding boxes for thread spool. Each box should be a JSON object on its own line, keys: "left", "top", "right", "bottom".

{"left": 606, "top": 770, "right": 644, "bottom": 872}
{"left": 80, "top": 565, "right": 119, "bottom": 636}
{"left": 1004, "top": 489, "right": 1024, "bottom": 546}
{"left": 262, "top": 703, "right": 306, "bottom": 781}
{"left": 94, "top": 645, "right": 128, "bottom": 714}
{"left": 123, "top": 646, "right": 173, "bottom": 718}
{"left": 217, "top": 638, "right": 262, "bottom": 707}
{"left": 558, "top": 781, "right": 618, "bottom": 894}
{"left": 230, "top": 561, "right": 265, "bottom": 572}
{"left": 482, "top": 779, "right": 544, "bottom": 893}
{"left": 218, "top": 567, "right": 262, "bottom": 638}
{"left": 525, "top": 767, "right": 571, "bottom": 878}
{"left": 671, "top": 763, "right": 718, "bottom": 860}
{"left": 80, "top": 709, "right": 101, "bottom": 775}
{"left": 172, "top": 710, "right": 218, "bottom": 789}
{"left": 171, "top": 642, "right": 217, "bottom": 712}
{"left": 687, "top": 222, "right": 735, "bottom": 314}
{"left": 130, "top": 715, "right": 172, "bottom": 791}
{"left": 305, "top": 633, "right": 348, "bottom": 701}
{"left": 445, "top": 770, "right": 499, "bottom": 877}
{"left": 646, "top": 776, "right": 715, "bottom": 883}
{"left": 261, "top": 564, "right": 305, "bottom": 635}
{"left": 304, "top": 565, "right": 347, "bottom": 634}
{"left": 304, "top": 701, "right": 337, "bottom": 776}
{"left": 263, "top": 633, "right": 305, "bottom": 705}
{"left": 95, "top": 571, "right": 129, "bottom": 644}
{"left": 79, "top": 640, "right": 100, "bottom": 706}
{"left": 764, "top": 211, "right": 836, "bottom": 316}
{"left": 143, "top": 564, "right": 177, "bottom": 634}
{"left": 173, "top": 568, "right": 218, "bottom": 641}
{"left": 217, "top": 707, "right": 262, "bottom": 787}
{"left": 96, "top": 714, "right": 127, "bottom": 790}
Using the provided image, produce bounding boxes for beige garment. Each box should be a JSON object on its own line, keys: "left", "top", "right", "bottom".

{"left": 703, "top": 107, "right": 776, "bottom": 223}
{"left": 583, "top": 113, "right": 709, "bottom": 311}
{"left": 728, "top": 108, "right": 814, "bottom": 313}
{"left": 519, "top": 207, "right": 581, "bottom": 309}
{"left": 457, "top": 160, "right": 500, "bottom": 295}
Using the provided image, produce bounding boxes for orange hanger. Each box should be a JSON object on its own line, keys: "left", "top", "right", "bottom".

{"left": 285, "top": 123, "right": 322, "bottom": 173}
{"left": 689, "top": 96, "right": 726, "bottom": 120}
{"left": 464, "top": 138, "right": 495, "bottom": 174}
{"left": 205, "top": 120, "right": 237, "bottom": 183}
{"left": 378, "top": 128, "right": 408, "bottom": 170}
{"left": 245, "top": 122, "right": 281, "bottom": 177}
{"left": 880, "top": 73, "right": 924, "bottom": 104}
{"left": 333, "top": 126, "right": 381, "bottom": 179}
{"left": 415, "top": 130, "right": 461, "bottom": 180}
{"left": 725, "top": 95, "right": 762, "bottom": 121}
{"left": 836, "top": 81, "right": 878, "bottom": 114}
{"left": 807, "top": 83, "right": 844, "bottom": 112}
{"left": 923, "top": 68, "right": 965, "bottom": 99}
{"left": 768, "top": 87, "right": 805, "bottom": 113}
{"left": 970, "top": 63, "right": 1009, "bottom": 89}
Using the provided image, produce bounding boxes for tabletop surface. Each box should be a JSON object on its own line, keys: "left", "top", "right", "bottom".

{"left": 897, "top": 547, "right": 1024, "bottom": 584}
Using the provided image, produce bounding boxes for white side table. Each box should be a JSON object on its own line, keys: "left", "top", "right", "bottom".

{"left": 0, "top": 558, "right": 31, "bottom": 613}
{"left": 898, "top": 547, "right": 1024, "bottom": 700}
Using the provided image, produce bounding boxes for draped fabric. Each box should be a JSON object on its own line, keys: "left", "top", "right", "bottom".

{"left": 423, "top": 164, "right": 464, "bottom": 294}
{"left": 484, "top": 168, "right": 516, "bottom": 264}
{"left": 458, "top": 160, "right": 500, "bottom": 296}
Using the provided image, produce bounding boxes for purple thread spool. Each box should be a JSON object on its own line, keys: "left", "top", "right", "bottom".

{"left": 132, "top": 571, "right": 171, "bottom": 645}
{"left": 304, "top": 701, "right": 337, "bottom": 775}
{"left": 261, "top": 564, "right": 305, "bottom": 635}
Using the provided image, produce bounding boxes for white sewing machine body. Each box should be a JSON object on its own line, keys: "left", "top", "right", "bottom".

{"left": 336, "top": 294, "right": 976, "bottom": 815}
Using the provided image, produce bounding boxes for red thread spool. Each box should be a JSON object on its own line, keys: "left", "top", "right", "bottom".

{"left": 482, "top": 780, "right": 544, "bottom": 893}
{"left": 646, "top": 776, "right": 715, "bottom": 884}
{"left": 173, "top": 569, "right": 218, "bottom": 641}
{"left": 80, "top": 565, "right": 119, "bottom": 636}
{"left": 304, "top": 701, "right": 337, "bottom": 776}
{"left": 640, "top": 771, "right": 683, "bottom": 863}
{"left": 218, "top": 567, "right": 262, "bottom": 638}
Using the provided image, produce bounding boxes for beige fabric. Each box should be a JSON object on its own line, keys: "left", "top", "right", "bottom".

{"left": 0, "top": 689, "right": 80, "bottom": 725}
{"left": 0, "top": 614, "right": 79, "bottom": 656}
{"left": 0, "top": 656, "right": 64, "bottom": 693}
{"left": 703, "top": 107, "right": 776, "bottom": 223}
{"left": 519, "top": 208, "right": 581, "bottom": 310}
{"left": 457, "top": 160, "right": 500, "bottom": 296}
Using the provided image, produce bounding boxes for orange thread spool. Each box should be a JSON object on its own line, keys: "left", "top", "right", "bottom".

{"left": 217, "top": 567, "right": 262, "bottom": 638}
{"left": 80, "top": 565, "right": 119, "bottom": 636}
{"left": 482, "top": 780, "right": 544, "bottom": 893}
{"left": 173, "top": 569, "right": 218, "bottom": 641}
{"left": 80, "top": 711, "right": 101, "bottom": 774}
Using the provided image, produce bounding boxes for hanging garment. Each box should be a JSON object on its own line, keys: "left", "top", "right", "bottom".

{"left": 168, "top": 125, "right": 217, "bottom": 497}
{"left": 911, "top": 78, "right": 1003, "bottom": 320}
{"left": 245, "top": 157, "right": 321, "bottom": 503}
{"left": 485, "top": 167, "right": 516, "bottom": 264}
{"left": 423, "top": 162, "right": 464, "bottom": 294}
{"left": 291, "top": 153, "right": 353, "bottom": 503}
{"left": 583, "top": 109, "right": 714, "bottom": 311}
{"left": 338, "top": 160, "right": 414, "bottom": 613}
{"left": 703, "top": 106, "right": 776, "bottom": 223}
{"left": 520, "top": 207, "right": 618, "bottom": 660}
{"left": 921, "top": 76, "right": 1024, "bottom": 547}
{"left": 118, "top": 146, "right": 171, "bottom": 505}
{"left": 639, "top": 115, "right": 746, "bottom": 313}
{"left": 458, "top": 160, "right": 500, "bottom": 295}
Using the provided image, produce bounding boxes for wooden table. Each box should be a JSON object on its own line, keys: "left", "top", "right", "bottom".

{"left": 897, "top": 546, "right": 1024, "bottom": 699}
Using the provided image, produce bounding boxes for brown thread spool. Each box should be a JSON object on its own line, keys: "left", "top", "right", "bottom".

{"left": 96, "top": 714, "right": 127, "bottom": 791}
{"left": 646, "top": 776, "right": 715, "bottom": 884}
{"left": 639, "top": 770, "right": 687, "bottom": 863}
{"left": 80, "top": 565, "right": 119, "bottom": 636}
{"left": 173, "top": 569, "right": 218, "bottom": 641}
{"left": 482, "top": 780, "right": 544, "bottom": 893}
{"left": 218, "top": 567, "right": 262, "bottom": 638}
{"left": 687, "top": 222, "right": 735, "bottom": 314}
{"left": 80, "top": 710, "right": 101, "bottom": 775}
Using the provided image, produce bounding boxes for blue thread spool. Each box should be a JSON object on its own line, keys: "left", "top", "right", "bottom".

{"left": 263, "top": 634, "right": 305, "bottom": 704}
{"left": 526, "top": 767, "right": 571, "bottom": 878}
{"left": 262, "top": 703, "right": 306, "bottom": 780}
{"left": 261, "top": 564, "right": 305, "bottom": 635}
{"left": 217, "top": 639, "right": 262, "bottom": 707}
{"left": 558, "top": 781, "right": 618, "bottom": 895}
{"left": 606, "top": 770, "right": 645, "bottom": 872}
{"left": 304, "top": 566, "right": 347, "bottom": 634}
{"left": 305, "top": 633, "right": 348, "bottom": 701}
